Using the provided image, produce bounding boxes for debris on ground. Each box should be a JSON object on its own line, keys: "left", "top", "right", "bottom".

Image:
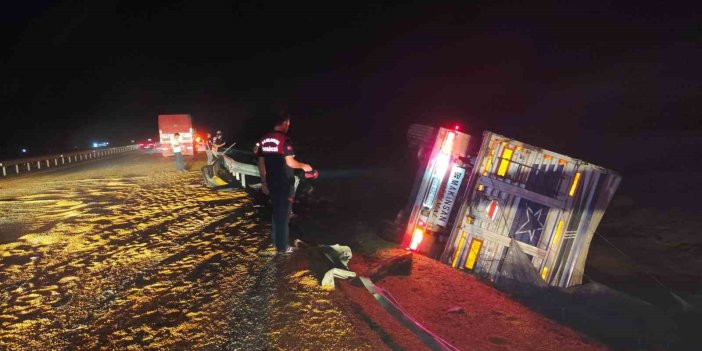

{"left": 305, "top": 243, "right": 356, "bottom": 289}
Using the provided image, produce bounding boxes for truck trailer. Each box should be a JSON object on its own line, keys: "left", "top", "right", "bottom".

{"left": 158, "top": 114, "right": 196, "bottom": 156}
{"left": 402, "top": 125, "right": 621, "bottom": 288}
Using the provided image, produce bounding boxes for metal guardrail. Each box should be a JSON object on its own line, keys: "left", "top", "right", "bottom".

{"left": 0, "top": 145, "right": 139, "bottom": 177}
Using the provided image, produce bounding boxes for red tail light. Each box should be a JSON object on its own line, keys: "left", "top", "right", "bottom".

{"left": 408, "top": 227, "right": 424, "bottom": 251}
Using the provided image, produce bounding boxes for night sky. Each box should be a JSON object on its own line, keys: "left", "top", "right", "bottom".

{"left": 1, "top": 0, "right": 701, "bottom": 172}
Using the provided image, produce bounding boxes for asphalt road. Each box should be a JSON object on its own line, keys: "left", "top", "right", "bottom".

{"left": 0, "top": 150, "right": 381, "bottom": 350}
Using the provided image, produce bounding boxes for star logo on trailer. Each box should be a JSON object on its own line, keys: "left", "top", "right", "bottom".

{"left": 514, "top": 205, "right": 545, "bottom": 245}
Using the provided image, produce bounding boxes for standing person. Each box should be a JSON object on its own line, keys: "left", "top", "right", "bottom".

{"left": 204, "top": 132, "right": 214, "bottom": 164}
{"left": 257, "top": 111, "right": 313, "bottom": 254}
{"left": 212, "top": 131, "right": 225, "bottom": 157}
{"left": 171, "top": 133, "right": 186, "bottom": 172}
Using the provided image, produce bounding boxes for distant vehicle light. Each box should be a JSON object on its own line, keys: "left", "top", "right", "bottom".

{"left": 138, "top": 139, "right": 156, "bottom": 149}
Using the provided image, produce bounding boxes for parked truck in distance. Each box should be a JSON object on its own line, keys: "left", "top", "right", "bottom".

{"left": 158, "top": 114, "right": 195, "bottom": 156}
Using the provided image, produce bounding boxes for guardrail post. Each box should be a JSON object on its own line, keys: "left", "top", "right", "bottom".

{"left": 0, "top": 146, "right": 136, "bottom": 178}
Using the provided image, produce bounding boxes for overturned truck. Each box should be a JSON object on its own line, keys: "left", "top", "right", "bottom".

{"left": 401, "top": 125, "right": 621, "bottom": 288}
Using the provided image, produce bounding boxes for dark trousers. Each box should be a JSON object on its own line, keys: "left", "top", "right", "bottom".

{"left": 270, "top": 191, "right": 292, "bottom": 252}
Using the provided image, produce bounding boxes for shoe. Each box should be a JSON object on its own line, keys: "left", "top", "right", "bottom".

{"left": 277, "top": 246, "right": 298, "bottom": 255}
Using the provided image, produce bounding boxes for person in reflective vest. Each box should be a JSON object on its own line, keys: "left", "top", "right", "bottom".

{"left": 256, "top": 112, "right": 313, "bottom": 254}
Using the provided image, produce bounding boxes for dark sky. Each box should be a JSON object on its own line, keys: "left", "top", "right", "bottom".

{"left": 1, "top": 0, "right": 701, "bottom": 168}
